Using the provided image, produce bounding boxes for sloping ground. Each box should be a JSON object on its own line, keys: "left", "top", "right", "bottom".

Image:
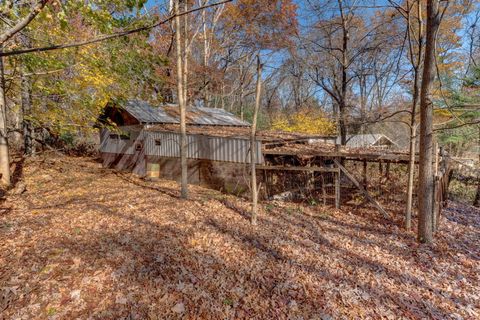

{"left": 0, "top": 155, "right": 479, "bottom": 319}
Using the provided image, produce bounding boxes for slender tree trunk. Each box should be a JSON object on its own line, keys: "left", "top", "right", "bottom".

{"left": 21, "top": 71, "right": 34, "bottom": 155}
{"left": 406, "top": 124, "right": 416, "bottom": 230}
{"left": 0, "top": 47, "right": 10, "bottom": 186}
{"left": 182, "top": 0, "right": 188, "bottom": 106}
{"left": 202, "top": 6, "right": 209, "bottom": 107}
{"left": 339, "top": 0, "right": 349, "bottom": 146}
{"left": 239, "top": 81, "right": 244, "bottom": 120}
{"left": 339, "top": 104, "right": 347, "bottom": 145}
{"left": 406, "top": 0, "right": 423, "bottom": 230}
{"left": 13, "top": 101, "right": 23, "bottom": 148}
{"left": 418, "top": 0, "right": 440, "bottom": 244}
{"left": 250, "top": 55, "right": 262, "bottom": 225}
{"left": 474, "top": 128, "right": 480, "bottom": 207}
{"left": 175, "top": 0, "right": 188, "bottom": 199}
{"left": 474, "top": 180, "right": 479, "bottom": 207}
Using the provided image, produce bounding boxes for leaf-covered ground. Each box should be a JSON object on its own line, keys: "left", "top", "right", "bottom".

{"left": 1, "top": 155, "right": 479, "bottom": 319}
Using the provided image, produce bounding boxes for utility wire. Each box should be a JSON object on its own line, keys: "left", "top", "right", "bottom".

{"left": 0, "top": 0, "right": 232, "bottom": 57}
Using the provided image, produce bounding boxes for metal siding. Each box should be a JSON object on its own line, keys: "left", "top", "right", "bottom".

{"left": 99, "top": 127, "right": 142, "bottom": 155}
{"left": 142, "top": 130, "right": 263, "bottom": 164}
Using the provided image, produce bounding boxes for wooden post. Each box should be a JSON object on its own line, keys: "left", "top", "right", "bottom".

{"left": 334, "top": 144, "right": 341, "bottom": 209}
{"left": 306, "top": 159, "right": 314, "bottom": 197}
{"left": 335, "top": 169, "right": 340, "bottom": 209}
{"left": 363, "top": 159, "right": 367, "bottom": 190}
{"left": 334, "top": 159, "right": 390, "bottom": 219}
{"left": 321, "top": 173, "right": 327, "bottom": 205}
{"left": 263, "top": 169, "right": 269, "bottom": 199}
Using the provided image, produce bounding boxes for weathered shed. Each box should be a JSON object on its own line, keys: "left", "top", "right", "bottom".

{"left": 99, "top": 100, "right": 269, "bottom": 194}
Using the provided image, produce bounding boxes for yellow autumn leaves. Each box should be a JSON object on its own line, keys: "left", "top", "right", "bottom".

{"left": 271, "top": 109, "right": 336, "bottom": 135}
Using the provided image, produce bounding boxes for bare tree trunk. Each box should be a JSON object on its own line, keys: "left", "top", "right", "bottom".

{"left": 175, "top": 0, "right": 188, "bottom": 199}
{"left": 474, "top": 128, "right": 480, "bottom": 207}
{"left": 182, "top": 0, "right": 188, "bottom": 106}
{"left": 339, "top": 0, "right": 349, "bottom": 146}
{"left": 405, "top": 0, "right": 423, "bottom": 231}
{"left": 338, "top": 105, "right": 347, "bottom": 145}
{"left": 202, "top": 5, "right": 209, "bottom": 107}
{"left": 406, "top": 124, "right": 416, "bottom": 230}
{"left": 13, "top": 102, "right": 23, "bottom": 148}
{"left": 239, "top": 82, "right": 244, "bottom": 120}
{"left": 418, "top": 0, "right": 440, "bottom": 244}
{"left": 250, "top": 55, "right": 262, "bottom": 225}
{"left": 21, "top": 71, "right": 34, "bottom": 155}
{"left": 0, "top": 4, "right": 47, "bottom": 185}
{"left": 0, "top": 47, "right": 10, "bottom": 186}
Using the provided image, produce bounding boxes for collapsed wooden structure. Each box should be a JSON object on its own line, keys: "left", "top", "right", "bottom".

{"left": 260, "top": 140, "right": 451, "bottom": 223}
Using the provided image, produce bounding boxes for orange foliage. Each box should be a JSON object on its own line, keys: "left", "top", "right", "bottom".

{"left": 222, "top": 0, "right": 298, "bottom": 49}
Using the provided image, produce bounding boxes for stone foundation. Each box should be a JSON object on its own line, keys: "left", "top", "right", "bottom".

{"left": 100, "top": 152, "right": 260, "bottom": 197}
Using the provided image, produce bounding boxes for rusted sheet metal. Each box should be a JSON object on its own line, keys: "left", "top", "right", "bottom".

{"left": 189, "top": 106, "right": 249, "bottom": 126}
{"left": 123, "top": 100, "right": 177, "bottom": 123}
{"left": 117, "top": 100, "right": 250, "bottom": 126}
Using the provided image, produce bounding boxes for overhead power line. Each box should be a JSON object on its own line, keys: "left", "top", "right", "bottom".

{"left": 0, "top": 0, "right": 232, "bottom": 57}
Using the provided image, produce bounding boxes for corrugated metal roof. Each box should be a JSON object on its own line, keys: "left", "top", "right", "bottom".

{"left": 367, "top": 121, "right": 410, "bottom": 150}
{"left": 192, "top": 107, "right": 248, "bottom": 126}
{"left": 339, "top": 134, "right": 398, "bottom": 148}
{"left": 123, "top": 100, "right": 178, "bottom": 123}
{"left": 119, "top": 100, "right": 250, "bottom": 126}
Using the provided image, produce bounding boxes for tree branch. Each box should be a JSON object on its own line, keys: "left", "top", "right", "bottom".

{"left": 0, "top": 0, "right": 232, "bottom": 57}
{"left": 0, "top": 0, "right": 48, "bottom": 45}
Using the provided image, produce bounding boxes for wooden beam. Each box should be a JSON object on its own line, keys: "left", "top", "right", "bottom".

{"left": 335, "top": 163, "right": 340, "bottom": 209}
{"left": 333, "top": 159, "right": 390, "bottom": 219}
{"left": 256, "top": 165, "right": 339, "bottom": 173}
{"left": 263, "top": 150, "right": 419, "bottom": 163}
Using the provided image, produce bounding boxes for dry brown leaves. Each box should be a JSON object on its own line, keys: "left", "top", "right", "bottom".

{"left": 0, "top": 155, "right": 479, "bottom": 319}
{"left": 145, "top": 124, "right": 329, "bottom": 142}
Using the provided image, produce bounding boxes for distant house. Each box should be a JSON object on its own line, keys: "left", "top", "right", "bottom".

{"left": 340, "top": 133, "right": 400, "bottom": 149}
{"left": 366, "top": 119, "right": 411, "bottom": 150}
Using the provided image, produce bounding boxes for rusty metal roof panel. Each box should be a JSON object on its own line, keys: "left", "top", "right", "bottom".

{"left": 121, "top": 100, "right": 250, "bottom": 126}
{"left": 123, "top": 100, "right": 177, "bottom": 123}
{"left": 190, "top": 107, "right": 250, "bottom": 126}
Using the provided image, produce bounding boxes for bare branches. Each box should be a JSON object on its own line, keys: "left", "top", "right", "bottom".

{"left": 0, "top": 0, "right": 232, "bottom": 57}
{"left": 433, "top": 118, "right": 480, "bottom": 132}
{"left": 0, "top": 0, "right": 47, "bottom": 45}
